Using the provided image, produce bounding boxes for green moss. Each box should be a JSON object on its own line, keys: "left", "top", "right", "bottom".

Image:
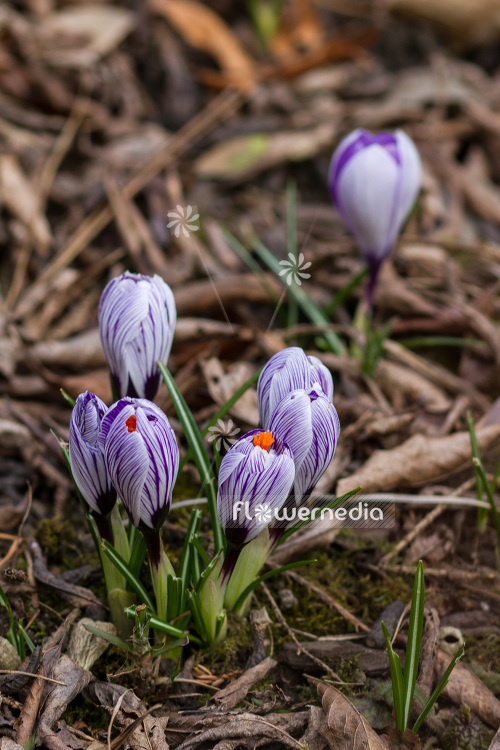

{"left": 440, "top": 705, "right": 494, "bottom": 750}
{"left": 36, "top": 516, "right": 77, "bottom": 565}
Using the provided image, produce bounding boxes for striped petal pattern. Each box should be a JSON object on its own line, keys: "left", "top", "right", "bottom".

{"left": 99, "top": 272, "right": 176, "bottom": 400}
{"left": 69, "top": 391, "right": 116, "bottom": 516}
{"left": 269, "top": 388, "right": 340, "bottom": 503}
{"left": 217, "top": 429, "right": 295, "bottom": 548}
{"left": 257, "top": 347, "right": 333, "bottom": 429}
{"left": 329, "top": 129, "right": 421, "bottom": 261}
{"left": 99, "top": 397, "right": 179, "bottom": 531}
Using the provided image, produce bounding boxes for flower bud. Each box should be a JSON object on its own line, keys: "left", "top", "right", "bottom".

{"left": 217, "top": 429, "right": 295, "bottom": 550}
{"left": 69, "top": 391, "right": 116, "bottom": 518}
{"left": 257, "top": 347, "right": 333, "bottom": 430}
{"left": 329, "top": 129, "right": 421, "bottom": 294}
{"left": 99, "top": 272, "right": 176, "bottom": 400}
{"left": 99, "top": 397, "right": 179, "bottom": 546}
{"left": 269, "top": 388, "right": 340, "bottom": 503}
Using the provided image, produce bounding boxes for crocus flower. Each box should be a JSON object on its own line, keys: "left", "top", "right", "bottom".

{"left": 269, "top": 387, "right": 340, "bottom": 505}
{"left": 329, "top": 129, "right": 421, "bottom": 302}
{"left": 99, "top": 272, "right": 176, "bottom": 401}
{"left": 69, "top": 392, "right": 116, "bottom": 540}
{"left": 257, "top": 347, "right": 333, "bottom": 430}
{"left": 217, "top": 429, "right": 295, "bottom": 580}
{"left": 98, "top": 397, "right": 179, "bottom": 567}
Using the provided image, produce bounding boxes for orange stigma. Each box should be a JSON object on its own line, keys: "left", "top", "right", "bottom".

{"left": 253, "top": 431, "right": 275, "bottom": 451}
{"left": 126, "top": 415, "right": 137, "bottom": 432}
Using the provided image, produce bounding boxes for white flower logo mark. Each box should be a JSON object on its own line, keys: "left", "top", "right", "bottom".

{"left": 208, "top": 419, "right": 241, "bottom": 451}
{"left": 279, "top": 252, "right": 312, "bottom": 286}
{"left": 167, "top": 204, "right": 200, "bottom": 238}
{"left": 254, "top": 502, "right": 273, "bottom": 525}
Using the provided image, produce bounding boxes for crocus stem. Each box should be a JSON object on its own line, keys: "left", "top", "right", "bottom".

{"left": 224, "top": 529, "right": 270, "bottom": 614}
{"left": 365, "top": 256, "right": 383, "bottom": 309}
{"left": 92, "top": 512, "right": 114, "bottom": 546}
{"left": 219, "top": 544, "right": 243, "bottom": 587}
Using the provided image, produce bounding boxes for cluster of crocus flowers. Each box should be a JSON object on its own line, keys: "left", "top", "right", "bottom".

{"left": 329, "top": 129, "right": 421, "bottom": 304}
{"left": 213, "top": 347, "right": 340, "bottom": 620}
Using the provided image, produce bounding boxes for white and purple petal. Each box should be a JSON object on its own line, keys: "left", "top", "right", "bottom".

{"left": 101, "top": 397, "right": 179, "bottom": 531}
{"left": 257, "top": 347, "right": 333, "bottom": 429}
{"left": 69, "top": 391, "right": 116, "bottom": 517}
{"left": 99, "top": 272, "right": 176, "bottom": 400}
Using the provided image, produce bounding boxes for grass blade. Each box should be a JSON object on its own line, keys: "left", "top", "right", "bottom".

{"left": 402, "top": 560, "right": 425, "bottom": 729}
{"left": 323, "top": 267, "right": 368, "bottom": 316}
{"left": 83, "top": 622, "right": 135, "bottom": 653}
{"left": 382, "top": 621, "right": 405, "bottom": 731}
{"left": 158, "top": 362, "right": 224, "bottom": 553}
{"left": 413, "top": 643, "right": 464, "bottom": 733}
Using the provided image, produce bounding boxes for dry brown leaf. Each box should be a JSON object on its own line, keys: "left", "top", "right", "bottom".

{"left": 149, "top": 0, "right": 255, "bottom": 87}
{"left": 435, "top": 649, "right": 500, "bottom": 729}
{"left": 489, "top": 726, "right": 500, "bottom": 750}
{"left": 318, "top": 681, "right": 389, "bottom": 750}
{"left": 0, "top": 154, "right": 51, "bottom": 254}
{"left": 39, "top": 655, "right": 92, "bottom": 729}
{"left": 209, "top": 656, "right": 277, "bottom": 710}
{"left": 195, "top": 122, "right": 337, "bottom": 181}
{"left": 336, "top": 424, "right": 500, "bottom": 496}
{"left": 38, "top": 4, "right": 135, "bottom": 67}
{"left": 201, "top": 357, "right": 259, "bottom": 425}
{"left": 388, "top": 0, "right": 500, "bottom": 47}
{"left": 376, "top": 360, "right": 450, "bottom": 411}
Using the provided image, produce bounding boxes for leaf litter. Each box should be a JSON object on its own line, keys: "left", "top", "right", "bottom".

{"left": 1, "top": 0, "right": 500, "bottom": 748}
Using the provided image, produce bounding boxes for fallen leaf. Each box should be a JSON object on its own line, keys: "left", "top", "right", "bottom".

{"left": 38, "top": 4, "right": 135, "bottom": 67}
{"left": 39, "top": 655, "right": 92, "bottom": 729}
{"left": 149, "top": 0, "right": 255, "bottom": 88}
{"left": 0, "top": 154, "right": 51, "bottom": 254}
{"left": 201, "top": 357, "right": 259, "bottom": 425}
{"left": 68, "top": 617, "right": 116, "bottom": 671}
{"left": 318, "top": 681, "right": 389, "bottom": 750}
{"left": 376, "top": 361, "right": 450, "bottom": 411}
{"left": 435, "top": 648, "right": 500, "bottom": 729}
{"left": 336, "top": 424, "right": 500, "bottom": 496}
{"left": 195, "top": 122, "right": 337, "bottom": 181}
{"left": 209, "top": 656, "right": 277, "bottom": 710}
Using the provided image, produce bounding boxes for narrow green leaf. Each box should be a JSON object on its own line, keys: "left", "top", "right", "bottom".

{"left": 83, "top": 622, "right": 135, "bottom": 653}
{"left": 158, "top": 362, "right": 224, "bottom": 553}
{"left": 323, "top": 267, "right": 368, "bottom": 316}
{"left": 413, "top": 643, "right": 464, "bottom": 733}
{"left": 60, "top": 388, "right": 76, "bottom": 408}
{"left": 251, "top": 237, "right": 344, "bottom": 355}
{"left": 191, "top": 534, "right": 211, "bottom": 568}
{"left": 150, "top": 636, "right": 189, "bottom": 658}
{"left": 102, "top": 541, "right": 155, "bottom": 612}
{"left": 128, "top": 532, "right": 147, "bottom": 580}
{"left": 187, "top": 590, "right": 207, "bottom": 643}
{"left": 382, "top": 621, "right": 405, "bottom": 731}
{"left": 123, "top": 606, "right": 198, "bottom": 642}
{"left": 18, "top": 622, "right": 35, "bottom": 654}
{"left": 232, "top": 559, "right": 315, "bottom": 612}
{"left": 402, "top": 560, "right": 425, "bottom": 729}
{"left": 0, "top": 581, "right": 20, "bottom": 654}
{"left": 178, "top": 510, "right": 201, "bottom": 602}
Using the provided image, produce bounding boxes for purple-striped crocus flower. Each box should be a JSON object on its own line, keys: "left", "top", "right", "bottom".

{"left": 217, "top": 429, "right": 295, "bottom": 581}
{"left": 269, "top": 387, "right": 340, "bottom": 506}
{"left": 98, "top": 397, "right": 179, "bottom": 567}
{"left": 329, "top": 129, "right": 421, "bottom": 302}
{"left": 99, "top": 272, "right": 176, "bottom": 401}
{"left": 257, "top": 347, "right": 333, "bottom": 430}
{"left": 69, "top": 391, "right": 116, "bottom": 542}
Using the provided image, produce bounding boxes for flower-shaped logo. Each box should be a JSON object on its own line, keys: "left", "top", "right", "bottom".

{"left": 253, "top": 502, "right": 273, "bottom": 525}
{"left": 279, "top": 252, "right": 311, "bottom": 286}
{"left": 208, "top": 419, "right": 240, "bottom": 451}
{"left": 167, "top": 205, "right": 200, "bottom": 238}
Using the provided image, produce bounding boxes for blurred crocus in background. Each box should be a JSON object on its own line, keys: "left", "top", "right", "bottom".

{"left": 329, "top": 129, "right": 421, "bottom": 304}
{"left": 99, "top": 397, "right": 179, "bottom": 621}
{"left": 257, "top": 346, "right": 334, "bottom": 430}
{"left": 99, "top": 272, "right": 176, "bottom": 401}
{"left": 69, "top": 391, "right": 116, "bottom": 543}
